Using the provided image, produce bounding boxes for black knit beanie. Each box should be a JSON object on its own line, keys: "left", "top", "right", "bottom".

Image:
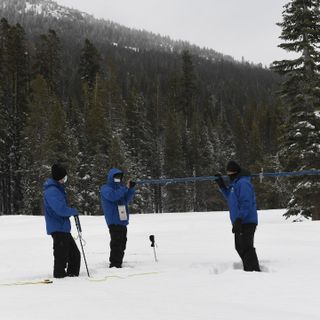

{"left": 226, "top": 160, "right": 241, "bottom": 174}
{"left": 51, "top": 164, "right": 67, "bottom": 181}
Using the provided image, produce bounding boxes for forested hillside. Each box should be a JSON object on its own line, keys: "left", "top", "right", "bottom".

{"left": 0, "top": 0, "right": 286, "bottom": 215}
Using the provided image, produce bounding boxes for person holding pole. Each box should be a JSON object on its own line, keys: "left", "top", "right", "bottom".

{"left": 43, "top": 164, "right": 81, "bottom": 278}
{"left": 214, "top": 160, "right": 260, "bottom": 272}
{"left": 100, "top": 168, "right": 136, "bottom": 268}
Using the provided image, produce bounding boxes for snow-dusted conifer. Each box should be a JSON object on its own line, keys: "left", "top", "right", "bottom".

{"left": 272, "top": 0, "right": 320, "bottom": 219}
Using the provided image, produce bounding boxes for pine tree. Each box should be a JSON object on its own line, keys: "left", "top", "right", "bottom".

{"left": 35, "top": 29, "right": 62, "bottom": 95}
{"left": 45, "top": 99, "right": 70, "bottom": 165}
{"left": 161, "top": 73, "right": 187, "bottom": 212}
{"left": 109, "top": 136, "right": 125, "bottom": 167}
{"left": 190, "top": 113, "right": 216, "bottom": 211}
{"left": 104, "top": 58, "right": 126, "bottom": 136}
{"left": 163, "top": 110, "right": 187, "bottom": 212}
{"left": 246, "top": 103, "right": 284, "bottom": 210}
{"left": 209, "top": 105, "right": 236, "bottom": 211}
{"left": 79, "top": 39, "right": 101, "bottom": 90}
{"left": 179, "top": 51, "right": 201, "bottom": 211}
{"left": 77, "top": 77, "right": 111, "bottom": 215}
{"left": 259, "top": 102, "right": 282, "bottom": 156}
{"left": 0, "top": 20, "right": 10, "bottom": 215}
{"left": 244, "top": 103, "right": 263, "bottom": 167}
{"left": 20, "top": 75, "right": 71, "bottom": 215}
{"left": 0, "top": 20, "right": 29, "bottom": 215}
{"left": 211, "top": 99, "right": 237, "bottom": 170}
{"left": 123, "top": 89, "right": 154, "bottom": 213}
{"left": 148, "top": 78, "right": 165, "bottom": 213}
{"left": 180, "top": 50, "right": 197, "bottom": 127}
{"left": 271, "top": 0, "right": 320, "bottom": 219}
{"left": 78, "top": 40, "right": 111, "bottom": 215}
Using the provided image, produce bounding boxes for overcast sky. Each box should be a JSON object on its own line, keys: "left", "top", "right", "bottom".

{"left": 55, "top": 0, "right": 290, "bottom": 66}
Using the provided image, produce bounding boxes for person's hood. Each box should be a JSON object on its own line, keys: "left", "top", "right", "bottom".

{"left": 107, "top": 168, "right": 124, "bottom": 184}
{"left": 43, "top": 178, "right": 63, "bottom": 191}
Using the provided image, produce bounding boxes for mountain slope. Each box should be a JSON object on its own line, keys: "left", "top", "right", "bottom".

{"left": 0, "top": 0, "right": 233, "bottom": 62}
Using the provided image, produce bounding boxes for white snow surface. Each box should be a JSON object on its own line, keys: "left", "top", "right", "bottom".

{"left": 0, "top": 210, "right": 319, "bottom": 320}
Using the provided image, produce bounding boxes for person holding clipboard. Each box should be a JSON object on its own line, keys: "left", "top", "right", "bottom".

{"left": 100, "top": 168, "right": 136, "bottom": 268}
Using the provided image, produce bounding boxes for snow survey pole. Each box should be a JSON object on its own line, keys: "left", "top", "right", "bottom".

{"left": 149, "top": 235, "right": 158, "bottom": 262}
{"left": 74, "top": 215, "right": 90, "bottom": 277}
{"left": 136, "top": 169, "right": 320, "bottom": 185}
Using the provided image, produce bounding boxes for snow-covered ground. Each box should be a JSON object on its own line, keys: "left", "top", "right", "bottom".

{"left": 0, "top": 210, "right": 319, "bottom": 320}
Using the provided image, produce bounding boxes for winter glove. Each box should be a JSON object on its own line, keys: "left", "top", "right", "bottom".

{"left": 214, "top": 173, "right": 226, "bottom": 189}
{"left": 129, "top": 180, "right": 136, "bottom": 188}
{"left": 232, "top": 218, "right": 243, "bottom": 234}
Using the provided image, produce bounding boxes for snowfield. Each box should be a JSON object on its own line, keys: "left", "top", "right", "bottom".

{"left": 0, "top": 210, "right": 319, "bottom": 320}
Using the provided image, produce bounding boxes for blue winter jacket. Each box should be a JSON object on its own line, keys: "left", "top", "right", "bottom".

{"left": 43, "top": 178, "right": 78, "bottom": 235}
{"left": 220, "top": 175, "right": 258, "bottom": 225}
{"left": 100, "top": 168, "right": 136, "bottom": 226}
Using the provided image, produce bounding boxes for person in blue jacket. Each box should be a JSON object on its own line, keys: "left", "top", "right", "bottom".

{"left": 215, "top": 160, "right": 260, "bottom": 272}
{"left": 100, "top": 168, "right": 136, "bottom": 268}
{"left": 43, "top": 164, "right": 81, "bottom": 278}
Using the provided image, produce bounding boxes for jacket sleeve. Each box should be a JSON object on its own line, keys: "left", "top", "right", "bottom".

{"left": 101, "top": 185, "right": 128, "bottom": 203}
{"left": 125, "top": 187, "right": 136, "bottom": 203}
{"left": 45, "top": 188, "right": 78, "bottom": 217}
{"left": 236, "top": 181, "right": 252, "bottom": 220}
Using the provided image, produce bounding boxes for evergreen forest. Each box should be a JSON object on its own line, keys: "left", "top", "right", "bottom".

{"left": 0, "top": 0, "right": 307, "bottom": 216}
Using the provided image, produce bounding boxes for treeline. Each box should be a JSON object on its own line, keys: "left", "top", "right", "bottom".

{"left": 0, "top": 18, "right": 285, "bottom": 216}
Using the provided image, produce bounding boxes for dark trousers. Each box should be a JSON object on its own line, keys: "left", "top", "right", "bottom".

{"left": 234, "top": 224, "right": 260, "bottom": 272}
{"left": 108, "top": 225, "right": 127, "bottom": 268}
{"left": 51, "top": 232, "right": 81, "bottom": 278}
